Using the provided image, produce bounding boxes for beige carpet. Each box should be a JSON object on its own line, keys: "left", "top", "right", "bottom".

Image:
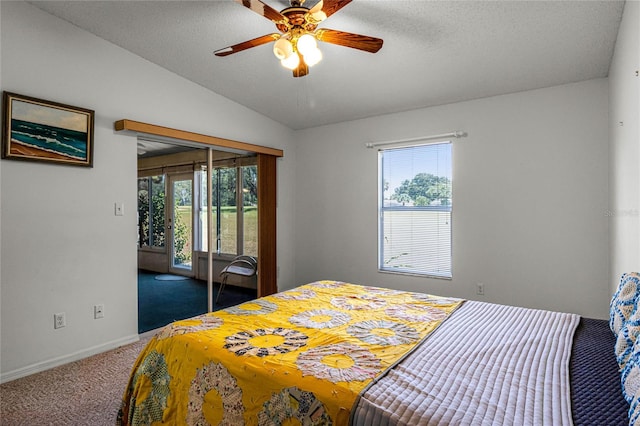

{"left": 1, "top": 337, "right": 150, "bottom": 426}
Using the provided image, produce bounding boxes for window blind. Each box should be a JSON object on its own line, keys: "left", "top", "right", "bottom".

{"left": 379, "top": 142, "right": 452, "bottom": 278}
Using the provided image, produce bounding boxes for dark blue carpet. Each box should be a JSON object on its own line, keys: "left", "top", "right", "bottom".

{"left": 138, "top": 270, "right": 256, "bottom": 333}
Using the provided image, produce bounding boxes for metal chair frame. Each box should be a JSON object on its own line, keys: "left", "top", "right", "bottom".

{"left": 217, "top": 255, "right": 257, "bottom": 304}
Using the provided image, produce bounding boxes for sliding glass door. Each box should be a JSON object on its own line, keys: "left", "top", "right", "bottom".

{"left": 169, "top": 174, "right": 194, "bottom": 274}
{"left": 197, "top": 163, "right": 258, "bottom": 257}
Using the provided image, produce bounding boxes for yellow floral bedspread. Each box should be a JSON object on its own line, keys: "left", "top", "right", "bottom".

{"left": 118, "top": 281, "right": 463, "bottom": 425}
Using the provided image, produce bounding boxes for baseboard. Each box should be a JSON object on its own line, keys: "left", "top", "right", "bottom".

{"left": 139, "top": 327, "right": 162, "bottom": 339}
{"left": 0, "top": 334, "right": 140, "bottom": 384}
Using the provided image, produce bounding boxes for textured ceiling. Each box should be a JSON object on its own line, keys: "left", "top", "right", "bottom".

{"left": 29, "top": 0, "right": 624, "bottom": 130}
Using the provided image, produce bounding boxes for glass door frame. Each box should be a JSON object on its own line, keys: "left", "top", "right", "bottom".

{"left": 168, "top": 172, "right": 195, "bottom": 276}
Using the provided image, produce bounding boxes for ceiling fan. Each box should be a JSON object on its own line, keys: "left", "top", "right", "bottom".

{"left": 214, "top": 0, "right": 383, "bottom": 77}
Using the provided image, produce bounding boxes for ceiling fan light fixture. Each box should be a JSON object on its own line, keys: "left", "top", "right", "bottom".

{"left": 273, "top": 37, "right": 294, "bottom": 60}
{"left": 296, "top": 33, "right": 317, "bottom": 56}
{"left": 281, "top": 52, "right": 300, "bottom": 70}
{"left": 309, "top": 10, "right": 327, "bottom": 23}
{"left": 303, "top": 46, "right": 322, "bottom": 66}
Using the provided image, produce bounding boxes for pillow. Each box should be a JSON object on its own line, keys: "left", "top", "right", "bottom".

{"left": 621, "top": 351, "right": 640, "bottom": 404}
{"left": 618, "top": 316, "right": 640, "bottom": 371}
{"left": 611, "top": 273, "right": 640, "bottom": 337}
{"left": 629, "top": 389, "right": 640, "bottom": 426}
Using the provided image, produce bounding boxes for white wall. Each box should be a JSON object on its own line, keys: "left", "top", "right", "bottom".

{"left": 609, "top": 0, "right": 640, "bottom": 293}
{"left": 293, "top": 79, "right": 610, "bottom": 319}
{"left": 0, "top": 1, "right": 296, "bottom": 381}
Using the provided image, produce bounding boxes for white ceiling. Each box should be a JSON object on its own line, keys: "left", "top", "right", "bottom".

{"left": 28, "top": 0, "right": 625, "bottom": 130}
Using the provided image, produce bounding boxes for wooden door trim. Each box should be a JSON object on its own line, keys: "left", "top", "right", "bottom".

{"left": 257, "top": 154, "right": 278, "bottom": 297}
{"left": 115, "top": 119, "right": 283, "bottom": 157}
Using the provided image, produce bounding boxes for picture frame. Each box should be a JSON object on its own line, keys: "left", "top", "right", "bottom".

{"left": 2, "top": 91, "right": 94, "bottom": 167}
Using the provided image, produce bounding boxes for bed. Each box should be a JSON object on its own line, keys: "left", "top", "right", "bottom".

{"left": 118, "top": 275, "right": 638, "bottom": 425}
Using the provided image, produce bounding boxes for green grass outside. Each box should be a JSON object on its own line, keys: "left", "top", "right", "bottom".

{"left": 175, "top": 206, "right": 258, "bottom": 257}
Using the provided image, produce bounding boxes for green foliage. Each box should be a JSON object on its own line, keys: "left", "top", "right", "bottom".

{"left": 211, "top": 165, "right": 258, "bottom": 208}
{"left": 395, "top": 193, "right": 411, "bottom": 206}
{"left": 392, "top": 173, "right": 451, "bottom": 206}
{"left": 243, "top": 165, "right": 258, "bottom": 206}
{"left": 213, "top": 167, "right": 237, "bottom": 207}
{"left": 150, "top": 176, "right": 166, "bottom": 246}
{"left": 137, "top": 178, "right": 149, "bottom": 246}
{"left": 172, "top": 179, "right": 192, "bottom": 265}
{"left": 173, "top": 180, "right": 192, "bottom": 206}
{"left": 138, "top": 176, "right": 165, "bottom": 248}
{"left": 414, "top": 195, "right": 429, "bottom": 206}
{"left": 138, "top": 165, "right": 258, "bottom": 262}
{"left": 427, "top": 181, "right": 451, "bottom": 205}
{"left": 173, "top": 207, "right": 191, "bottom": 265}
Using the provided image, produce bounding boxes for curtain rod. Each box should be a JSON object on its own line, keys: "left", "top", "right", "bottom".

{"left": 365, "top": 131, "right": 467, "bottom": 149}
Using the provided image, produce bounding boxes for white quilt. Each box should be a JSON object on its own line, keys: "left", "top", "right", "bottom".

{"left": 352, "top": 300, "right": 580, "bottom": 426}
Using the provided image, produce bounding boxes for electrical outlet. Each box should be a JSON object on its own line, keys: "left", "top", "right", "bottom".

{"left": 54, "top": 312, "right": 66, "bottom": 329}
{"left": 476, "top": 282, "right": 485, "bottom": 296}
{"left": 94, "top": 304, "right": 105, "bottom": 319}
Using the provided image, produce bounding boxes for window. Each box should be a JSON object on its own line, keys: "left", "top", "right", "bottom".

{"left": 379, "top": 142, "right": 452, "bottom": 277}
{"left": 137, "top": 175, "right": 166, "bottom": 249}
{"left": 242, "top": 165, "right": 258, "bottom": 256}
{"left": 214, "top": 166, "right": 238, "bottom": 254}
{"left": 196, "top": 162, "right": 258, "bottom": 257}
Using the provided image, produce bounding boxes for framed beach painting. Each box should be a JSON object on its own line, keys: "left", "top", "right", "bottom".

{"left": 2, "top": 92, "right": 94, "bottom": 167}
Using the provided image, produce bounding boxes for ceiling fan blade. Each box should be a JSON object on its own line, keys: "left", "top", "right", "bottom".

{"left": 309, "top": 0, "right": 323, "bottom": 14}
{"left": 316, "top": 0, "right": 352, "bottom": 19}
{"left": 316, "top": 28, "right": 383, "bottom": 53}
{"left": 234, "top": 0, "right": 286, "bottom": 23}
{"left": 214, "top": 33, "right": 280, "bottom": 56}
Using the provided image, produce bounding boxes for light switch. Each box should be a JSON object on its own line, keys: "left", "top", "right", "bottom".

{"left": 115, "top": 202, "right": 124, "bottom": 216}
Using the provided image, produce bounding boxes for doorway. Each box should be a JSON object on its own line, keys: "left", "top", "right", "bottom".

{"left": 136, "top": 141, "right": 263, "bottom": 333}
{"left": 168, "top": 173, "right": 194, "bottom": 275}
{"left": 121, "top": 119, "right": 281, "bottom": 299}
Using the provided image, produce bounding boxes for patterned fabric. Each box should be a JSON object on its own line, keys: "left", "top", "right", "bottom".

{"left": 610, "top": 273, "right": 640, "bottom": 337}
{"left": 616, "top": 314, "right": 640, "bottom": 370}
{"left": 224, "top": 328, "right": 309, "bottom": 357}
{"left": 630, "top": 390, "right": 640, "bottom": 426}
{"left": 120, "top": 350, "right": 170, "bottom": 426}
{"left": 273, "top": 288, "right": 317, "bottom": 301}
{"left": 289, "top": 309, "right": 351, "bottom": 329}
{"left": 187, "top": 362, "right": 244, "bottom": 425}
{"left": 118, "top": 281, "right": 463, "bottom": 425}
{"left": 609, "top": 273, "right": 640, "bottom": 426}
{"left": 296, "top": 342, "right": 382, "bottom": 383}
{"left": 622, "top": 353, "right": 640, "bottom": 404}
{"left": 258, "top": 387, "right": 332, "bottom": 426}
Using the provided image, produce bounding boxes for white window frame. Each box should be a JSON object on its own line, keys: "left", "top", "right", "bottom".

{"left": 194, "top": 161, "right": 258, "bottom": 257}
{"left": 378, "top": 141, "right": 452, "bottom": 279}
